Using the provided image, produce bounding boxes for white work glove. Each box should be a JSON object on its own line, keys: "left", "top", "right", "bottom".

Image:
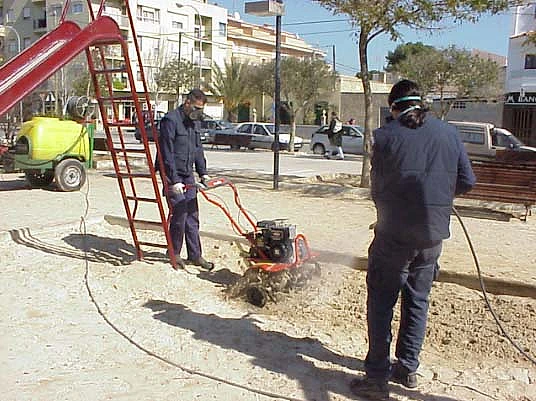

{"left": 170, "top": 182, "right": 185, "bottom": 195}
{"left": 199, "top": 175, "right": 210, "bottom": 189}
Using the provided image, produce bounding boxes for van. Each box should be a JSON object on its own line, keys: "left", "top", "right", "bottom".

{"left": 448, "top": 121, "right": 536, "bottom": 160}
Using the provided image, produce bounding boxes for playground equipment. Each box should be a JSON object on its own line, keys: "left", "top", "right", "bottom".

{"left": 0, "top": 0, "right": 180, "bottom": 268}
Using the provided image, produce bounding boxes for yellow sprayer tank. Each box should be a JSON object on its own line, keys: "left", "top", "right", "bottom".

{"left": 20, "top": 117, "right": 90, "bottom": 161}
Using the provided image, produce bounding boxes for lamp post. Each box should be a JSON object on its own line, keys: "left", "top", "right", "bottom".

{"left": 0, "top": 24, "right": 23, "bottom": 124}
{"left": 176, "top": 3, "right": 202, "bottom": 88}
{"left": 245, "top": 0, "right": 285, "bottom": 190}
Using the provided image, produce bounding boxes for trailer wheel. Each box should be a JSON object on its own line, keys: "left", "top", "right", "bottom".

{"left": 54, "top": 159, "right": 86, "bottom": 192}
{"left": 25, "top": 171, "right": 54, "bottom": 188}
{"left": 312, "top": 143, "right": 325, "bottom": 155}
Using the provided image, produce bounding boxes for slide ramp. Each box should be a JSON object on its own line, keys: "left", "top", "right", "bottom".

{"left": 0, "top": 16, "right": 123, "bottom": 116}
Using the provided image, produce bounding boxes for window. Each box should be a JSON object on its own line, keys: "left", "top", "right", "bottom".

{"left": 6, "top": 9, "right": 14, "bottom": 23}
{"left": 72, "top": 3, "right": 83, "bottom": 14}
{"left": 219, "top": 22, "right": 227, "bottom": 36}
{"left": 23, "top": 7, "right": 31, "bottom": 19}
{"left": 458, "top": 127, "right": 485, "bottom": 144}
{"left": 8, "top": 40, "right": 17, "bottom": 52}
{"left": 172, "top": 21, "right": 183, "bottom": 29}
{"left": 23, "top": 37, "right": 31, "bottom": 49}
{"left": 525, "top": 54, "right": 536, "bottom": 69}
{"left": 136, "top": 6, "right": 160, "bottom": 23}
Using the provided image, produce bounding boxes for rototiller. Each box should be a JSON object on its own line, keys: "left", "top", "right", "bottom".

{"left": 196, "top": 177, "right": 320, "bottom": 307}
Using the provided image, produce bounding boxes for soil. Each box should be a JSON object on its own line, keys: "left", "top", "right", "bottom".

{"left": 0, "top": 172, "right": 535, "bottom": 401}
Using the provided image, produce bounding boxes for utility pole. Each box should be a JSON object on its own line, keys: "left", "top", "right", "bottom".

{"left": 332, "top": 44, "right": 336, "bottom": 73}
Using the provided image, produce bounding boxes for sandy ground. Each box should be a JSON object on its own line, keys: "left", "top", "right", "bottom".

{"left": 0, "top": 170, "right": 535, "bottom": 401}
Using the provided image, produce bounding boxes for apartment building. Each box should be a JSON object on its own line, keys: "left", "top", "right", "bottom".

{"left": 0, "top": 0, "right": 228, "bottom": 120}
{"left": 504, "top": 1, "right": 536, "bottom": 146}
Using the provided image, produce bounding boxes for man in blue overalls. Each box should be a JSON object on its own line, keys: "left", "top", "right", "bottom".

{"left": 350, "top": 80, "right": 476, "bottom": 400}
{"left": 158, "top": 89, "right": 214, "bottom": 271}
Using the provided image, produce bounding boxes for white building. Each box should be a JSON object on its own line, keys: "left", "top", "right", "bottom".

{"left": 504, "top": 1, "right": 536, "bottom": 146}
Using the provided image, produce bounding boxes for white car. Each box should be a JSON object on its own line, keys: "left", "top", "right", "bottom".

{"left": 234, "top": 122, "right": 304, "bottom": 151}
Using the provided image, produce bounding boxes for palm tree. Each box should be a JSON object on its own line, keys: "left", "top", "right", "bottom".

{"left": 210, "top": 58, "right": 252, "bottom": 122}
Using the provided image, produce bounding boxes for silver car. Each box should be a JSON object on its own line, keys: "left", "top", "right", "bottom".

{"left": 310, "top": 125, "right": 364, "bottom": 155}
{"left": 235, "top": 122, "right": 304, "bottom": 151}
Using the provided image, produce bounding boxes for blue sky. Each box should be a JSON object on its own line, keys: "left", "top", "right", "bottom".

{"left": 215, "top": 0, "right": 512, "bottom": 75}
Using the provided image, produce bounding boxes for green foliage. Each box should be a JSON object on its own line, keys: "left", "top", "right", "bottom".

{"left": 385, "top": 42, "right": 435, "bottom": 72}
{"left": 391, "top": 45, "right": 501, "bottom": 118}
{"left": 155, "top": 58, "right": 196, "bottom": 98}
{"left": 209, "top": 58, "right": 253, "bottom": 122}
{"left": 248, "top": 56, "right": 336, "bottom": 150}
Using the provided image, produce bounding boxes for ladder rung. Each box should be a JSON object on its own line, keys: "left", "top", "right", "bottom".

{"left": 111, "top": 147, "right": 147, "bottom": 154}
{"left": 94, "top": 67, "right": 127, "bottom": 74}
{"left": 99, "top": 96, "right": 135, "bottom": 102}
{"left": 107, "top": 121, "right": 137, "bottom": 127}
{"left": 138, "top": 241, "right": 168, "bottom": 249}
{"left": 127, "top": 196, "right": 158, "bottom": 203}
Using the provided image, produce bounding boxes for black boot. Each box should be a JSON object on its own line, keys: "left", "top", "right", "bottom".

{"left": 349, "top": 376, "right": 389, "bottom": 400}
{"left": 390, "top": 362, "right": 418, "bottom": 388}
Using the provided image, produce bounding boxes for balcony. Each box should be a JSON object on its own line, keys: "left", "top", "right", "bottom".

{"left": 102, "top": 11, "right": 129, "bottom": 30}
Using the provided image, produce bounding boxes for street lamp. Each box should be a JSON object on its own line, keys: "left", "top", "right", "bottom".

{"left": 245, "top": 0, "right": 285, "bottom": 190}
{"left": 176, "top": 3, "right": 203, "bottom": 88}
{"left": 0, "top": 24, "right": 23, "bottom": 124}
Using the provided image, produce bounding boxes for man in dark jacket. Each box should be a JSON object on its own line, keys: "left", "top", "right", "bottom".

{"left": 350, "top": 80, "right": 476, "bottom": 400}
{"left": 158, "top": 89, "right": 214, "bottom": 271}
{"left": 326, "top": 111, "right": 344, "bottom": 160}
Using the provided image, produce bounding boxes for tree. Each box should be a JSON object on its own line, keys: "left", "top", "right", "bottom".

{"left": 385, "top": 42, "right": 435, "bottom": 72}
{"left": 248, "top": 57, "right": 337, "bottom": 151}
{"left": 209, "top": 58, "right": 253, "bottom": 122}
{"left": 392, "top": 45, "right": 501, "bottom": 118}
{"left": 313, "top": 0, "right": 510, "bottom": 188}
{"left": 154, "top": 58, "right": 196, "bottom": 99}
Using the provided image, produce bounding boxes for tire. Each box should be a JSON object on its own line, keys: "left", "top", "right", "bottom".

{"left": 312, "top": 143, "right": 325, "bottom": 155}
{"left": 54, "top": 159, "right": 86, "bottom": 192}
{"left": 25, "top": 171, "right": 54, "bottom": 188}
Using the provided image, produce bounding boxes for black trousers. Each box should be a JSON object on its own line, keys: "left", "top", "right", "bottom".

{"left": 365, "top": 233, "right": 442, "bottom": 379}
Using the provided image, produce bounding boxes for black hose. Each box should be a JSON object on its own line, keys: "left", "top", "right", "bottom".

{"left": 452, "top": 206, "right": 536, "bottom": 366}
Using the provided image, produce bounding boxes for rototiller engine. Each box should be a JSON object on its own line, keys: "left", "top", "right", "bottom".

{"left": 197, "top": 177, "right": 320, "bottom": 307}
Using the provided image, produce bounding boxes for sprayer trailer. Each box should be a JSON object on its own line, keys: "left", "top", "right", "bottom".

{"left": 13, "top": 117, "right": 90, "bottom": 191}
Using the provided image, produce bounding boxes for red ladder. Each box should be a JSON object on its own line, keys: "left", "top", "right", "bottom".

{"left": 83, "top": 0, "right": 178, "bottom": 268}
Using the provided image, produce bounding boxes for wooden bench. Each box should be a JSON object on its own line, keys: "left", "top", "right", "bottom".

{"left": 462, "top": 159, "right": 536, "bottom": 220}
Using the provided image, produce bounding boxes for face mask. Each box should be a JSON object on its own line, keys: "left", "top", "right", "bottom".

{"left": 188, "top": 107, "right": 205, "bottom": 121}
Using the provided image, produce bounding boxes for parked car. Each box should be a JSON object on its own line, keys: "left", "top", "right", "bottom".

{"left": 200, "top": 119, "right": 235, "bottom": 144}
{"left": 134, "top": 110, "right": 166, "bottom": 142}
{"left": 234, "top": 122, "right": 304, "bottom": 151}
{"left": 449, "top": 121, "right": 536, "bottom": 160}
{"left": 310, "top": 125, "right": 364, "bottom": 155}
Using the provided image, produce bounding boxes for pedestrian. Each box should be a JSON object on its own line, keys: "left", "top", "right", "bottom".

{"left": 347, "top": 118, "right": 356, "bottom": 125}
{"left": 326, "top": 111, "right": 344, "bottom": 160}
{"left": 350, "top": 80, "right": 476, "bottom": 400}
{"left": 157, "top": 88, "right": 215, "bottom": 271}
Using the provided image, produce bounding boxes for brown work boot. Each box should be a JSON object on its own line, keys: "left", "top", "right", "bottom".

{"left": 187, "top": 256, "right": 215, "bottom": 271}
{"left": 349, "top": 376, "right": 389, "bottom": 400}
